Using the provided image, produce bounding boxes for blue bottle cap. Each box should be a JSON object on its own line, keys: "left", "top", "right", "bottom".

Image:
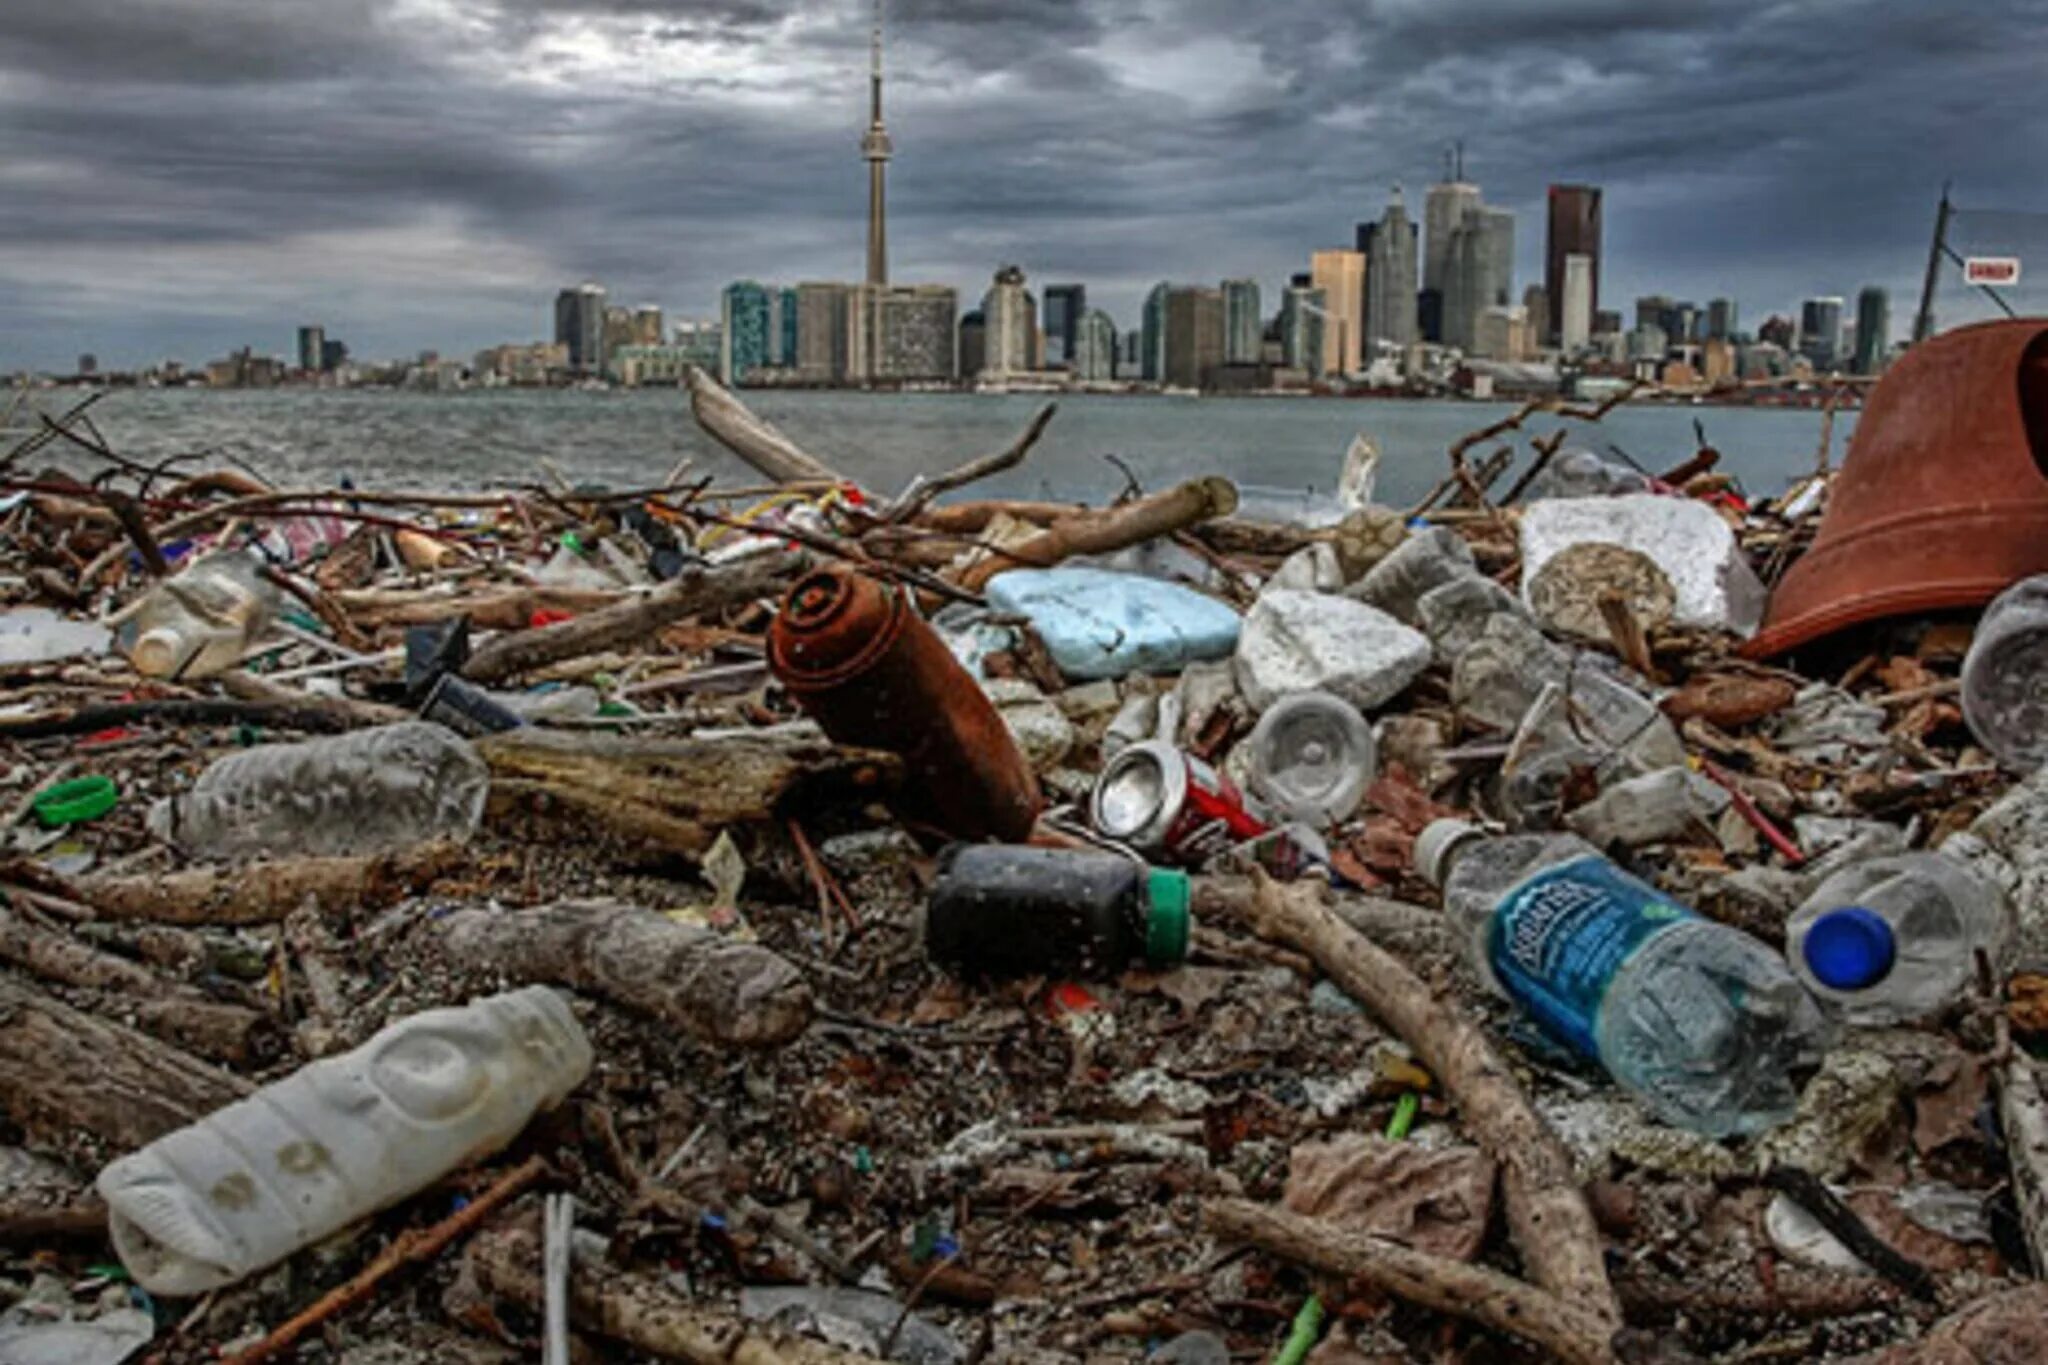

{"left": 1802, "top": 907, "right": 1897, "bottom": 991}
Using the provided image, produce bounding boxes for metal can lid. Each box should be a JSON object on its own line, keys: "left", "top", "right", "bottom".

{"left": 1093, "top": 741, "right": 1176, "bottom": 843}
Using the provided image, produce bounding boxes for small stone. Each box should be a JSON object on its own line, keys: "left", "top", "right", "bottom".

{"left": 1234, "top": 590, "right": 1431, "bottom": 715}
{"left": 1525, "top": 540, "right": 1676, "bottom": 642}
{"left": 1757, "top": 1046, "right": 1906, "bottom": 1181}
{"left": 1347, "top": 527, "right": 1476, "bottom": 624}
{"left": 983, "top": 678, "right": 1075, "bottom": 772}
{"left": 1270, "top": 542, "right": 1345, "bottom": 593}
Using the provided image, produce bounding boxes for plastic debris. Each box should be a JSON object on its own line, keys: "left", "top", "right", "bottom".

{"left": 1519, "top": 494, "right": 1768, "bottom": 636}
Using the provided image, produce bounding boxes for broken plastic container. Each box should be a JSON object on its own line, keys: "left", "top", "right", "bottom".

{"left": 1416, "top": 574, "right": 1528, "bottom": 658}
{"left": 97, "top": 985, "right": 590, "bottom": 1296}
{"left": 1417, "top": 820, "right": 1828, "bottom": 1137}
{"left": 1786, "top": 851, "right": 2012, "bottom": 1025}
{"left": 1519, "top": 494, "right": 1767, "bottom": 636}
{"left": 983, "top": 566, "right": 1241, "bottom": 681}
{"left": 1347, "top": 527, "right": 1477, "bottom": 624}
{"left": 1526, "top": 448, "right": 1651, "bottom": 501}
{"left": 1243, "top": 691, "right": 1376, "bottom": 827}
{"left": 146, "top": 721, "right": 489, "bottom": 860}
{"left": 115, "top": 550, "right": 277, "bottom": 680}
{"left": 1962, "top": 574, "right": 2048, "bottom": 771}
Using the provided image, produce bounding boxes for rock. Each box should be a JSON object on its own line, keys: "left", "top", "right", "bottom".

{"left": 1234, "top": 589, "right": 1430, "bottom": 715}
{"left": 1758, "top": 1046, "right": 1907, "bottom": 1181}
{"left": 1538, "top": 1092, "right": 1740, "bottom": 1181}
{"left": 1347, "top": 527, "right": 1476, "bottom": 624}
{"left": 1450, "top": 613, "right": 1567, "bottom": 732}
{"left": 1329, "top": 505, "right": 1410, "bottom": 581}
{"left": 1845, "top": 1283, "right": 2048, "bottom": 1363}
{"left": 1416, "top": 574, "right": 1528, "bottom": 658}
{"left": 1151, "top": 1332, "right": 1230, "bottom": 1365}
{"left": 984, "top": 677, "right": 1075, "bottom": 772}
{"left": 1525, "top": 540, "right": 1677, "bottom": 642}
{"left": 1519, "top": 493, "right": 1767, "bottom": 635}
{"left": 1270, "top": 542, "right": 1345, "bottom": 593}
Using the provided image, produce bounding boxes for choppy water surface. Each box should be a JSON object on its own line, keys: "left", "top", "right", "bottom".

{"left": 72, "top": 388, "right": 1850, "bottom": 509}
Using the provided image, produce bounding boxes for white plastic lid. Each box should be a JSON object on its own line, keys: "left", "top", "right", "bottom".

{"left": 128, "top": 626, "right": 189, "bottom": 678}
{"left": 1414, "top": 818, "right": 1483, "bottom": 888}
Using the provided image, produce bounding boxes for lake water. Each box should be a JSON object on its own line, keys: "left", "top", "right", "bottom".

{"left": 67, "top": 388, "right": 1851, "bottom": 509}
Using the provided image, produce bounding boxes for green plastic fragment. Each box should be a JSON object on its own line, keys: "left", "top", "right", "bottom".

{"left": 32, "top": 775, "right": 118, "bottom": 827}
{"left": 1271, "top": 1295, "right": 1324, "bottom": 1365}
{"left": 1386, "top": 1091, "right": 1420, "bottom": 1141}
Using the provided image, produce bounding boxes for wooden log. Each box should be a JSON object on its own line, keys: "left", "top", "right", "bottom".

{"left": 685, "top": 365, "right": 850, "bottom": 488}
{"left": 221, "top": 668, "right": 412, "bottom": 728}
{"left": 1240, "top": 873, "right": 1620, "bottom": 1330}
{"left": 2000, "top": 1050, "right": 2048, "bottom": 1278}
{"left": 883, "top": 403, "right": 1057, "bottom": 523}
{"left": 464, "top": 553, "right": 801, "bottom": 684}
{"left": 477, "top": 728, "right": 899, "bottom": 865}
{"left": 951, "top": 477, "right": 1241, "bottom": 592}
{"left": 914, "top": 499, "right": 1086, "bottom": 534}
{"left": 1205, "top": 1200, "right": 1617, "bottom": 1365}
{"left": 468, "top": 1215, "right": 892, "bottom": 1365}
{"left": 0, "top": 975, "right": 250, "bottom": 1161}
{"left": 74, "top": 842, "right": 466, "bottom": 926}
{"left": 332, "top": 585, "right": 631, "bottom": 632}
{"left": 433, "top": 898, "right": 812, "bottom": 1048}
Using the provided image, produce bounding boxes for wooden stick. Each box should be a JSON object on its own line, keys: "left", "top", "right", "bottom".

{"left": 0, "top": 697, "right": 371, "bottom": 741}
{"left": 75, "top": 842, "right": 465, "bottom": 926}
{"left": 685, "top": 365, "right": 850, "bottom": 487}
{"left": 884, "top": 402, "right": 1057, "bottom": 524}
{"left": 1236, "top": 873, "right": 1621, "bottom": 1329}
{"left": 952, "top": 477, "right": 1240, "bottom": 592}
{"left": 220, "top": 1157, "right": 546, "bottom": 1365}
{"left": 1999, "top": 1048, "right": 2048, "bottom": 1278}
{"left": 1205, "top": 1200, "right": 1617, "bottom": 1365}
{"left": 1597, "top": 590, "right": 1656, "bottom": 679}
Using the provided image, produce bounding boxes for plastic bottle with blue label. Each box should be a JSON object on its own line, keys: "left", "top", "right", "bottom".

{"left": 1784, "top": 851, "right": 2011, "bottom": 1026}
{"left": 1416, "top": 819, "right": 1829, "bottom": 1137}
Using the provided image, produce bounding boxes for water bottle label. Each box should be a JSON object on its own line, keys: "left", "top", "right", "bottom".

{"left": 1487, "top": 854, "right": 1694, "bottom": 1057}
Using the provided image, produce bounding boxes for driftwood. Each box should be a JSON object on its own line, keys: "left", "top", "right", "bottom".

{"left": 2000, "top": 1050, "right": 2048, "bottom": 1277}
{"left": 74, "top": 842, "right": 466, "bottom": 925}
{"left": 464, "top": 553, "right": 803, "bottom": 684}
{"left": 883, "top": 402, "right": 1058, "bottom": 523}
{"left": 952, "top": 477, "right": 1241, "bottom": 591}
{"left": 0, "top": 697, "right": 372, "bottom": 740}
{"left": 0, "top": 976, "right": 250, "bottom": 1160}
{"left": 333, "top": 585, "right": 631, "bottom": 632}
{"left": 221, "top": 667, "right": 411, "bottom": 728}
{"left": 468, "top": 1214, "right": 892, "bottom": 1365}
{"left": 1206, "top": 1200, "right": 1618, "bottom": 1365}
{"left": 1237, "top": 873, "right": 1621, "bottom": 1332}
{"left": 432, "top": 899, "right": 813, "bottom": 1049}
{"left": 478, "top": 727, "right": 900, "bottom": 864}
{"left": 685, "top": 365, "right": 849, "bottom": 487}
{"left": 1194, "top": 878, "right": 1454, "bottom": 966}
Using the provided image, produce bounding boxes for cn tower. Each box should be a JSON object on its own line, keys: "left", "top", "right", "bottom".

{"left": 861, "top": 0, "right": 891, "bottom": 287}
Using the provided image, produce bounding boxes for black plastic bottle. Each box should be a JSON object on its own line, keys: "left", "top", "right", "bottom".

{"left": 925, "top": 844, "right": 1192, "bottom": 978}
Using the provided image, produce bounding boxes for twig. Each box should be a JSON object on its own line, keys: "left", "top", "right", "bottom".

{"left": 543, "top": 1192, "right": 574, "bottom": 1365}
{"left": 1700, "top": 759, "right": 1805, "bottom": 865}
{"left": 886, "top": 403, "right": 1057, "bottom": 524}
{"left": 1762, "top": 1166, "right": 1938, "bottom": 1301}
{"left": 220, "top": 1156, "right": 547, "bottom": 1365}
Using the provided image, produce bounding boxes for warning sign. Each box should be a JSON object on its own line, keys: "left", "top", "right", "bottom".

{"left": 1964, "top": 257, "right": 2022, "bottom": 286}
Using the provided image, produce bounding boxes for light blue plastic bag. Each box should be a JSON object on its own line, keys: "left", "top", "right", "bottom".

{"left": 984, "top": 567, "right": 1241, "bottom": 680}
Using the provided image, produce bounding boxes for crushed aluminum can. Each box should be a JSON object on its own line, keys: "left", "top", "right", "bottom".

{"left": 1091, "top": 739, "right": 1268, "bottom": 866}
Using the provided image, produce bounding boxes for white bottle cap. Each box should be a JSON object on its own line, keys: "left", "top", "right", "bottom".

{"left": 129, "top": 626, "right": 190, "bottom": 678}
{"left": 1414, "top": 818, "right": 1484, "bottom": 888}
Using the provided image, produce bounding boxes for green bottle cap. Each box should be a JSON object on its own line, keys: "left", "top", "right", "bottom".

{"left": 33, "top": 775, "right": 119, "bottom": 827}
{"left": 1143, "top": 867, "right": 1192, "bottom": 966}
{"left": 561, "top": 530, "right": 587, "bottom": 555}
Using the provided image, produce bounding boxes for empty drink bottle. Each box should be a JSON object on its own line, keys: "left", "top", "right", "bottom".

{"left": 1416, "top": 819, "right": 1828, "bottom": 1137}
{"left": 1244, "top": 691, "right": 1375, "bottom": 828}
{"left": 1786, "top": 851, "right": 2011, "bottom": 1025}
{"left": 148, "top": 721, "right": 489, "bottom": 860}
{"left": 925, "top": 844, "right": 1190, "bottom": 979}
{"left": 1962, "top": 574, "right": 2048, "bottom": 771}
{"left": 116, "top": 549, "right": 278, "bottom": 681}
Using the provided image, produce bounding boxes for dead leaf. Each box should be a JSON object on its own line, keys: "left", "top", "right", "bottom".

{"left": 2009, "top": 974, "right": 2048, "bottom": 1036}
{"left": 1283, "top": 1133, "right": 1497, "bottom": 1262}
{"left": 908, "top": 978, "right": 969, "bottom": 1026}
{"left": 1913, "top": 1054, "right": 1990, "bottom": 1156}
{"left": 1661, "top": 673, "right": 1798, "bottom": 729}
{"left": 1123, "top": 965, "right": 1231, "bottom": 1017}
{"left": 1363, "top": 772, "right": 1453, "bottom": 834}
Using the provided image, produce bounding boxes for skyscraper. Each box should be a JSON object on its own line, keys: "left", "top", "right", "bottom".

{"left": 297, "top": 325, "right": 325, "bottom": 373}
{"left": 1310, "top": 249, "right": 1366, "bottom": 376}
{"left": 795, "top": 282, "right": 854, "bottom": 383}
{"left": 1141, "top": 282, "right": 1170, "bottom": 382}
{"left": 857, "top": 285, "right": 958, "bottom": 382}
{"left": 958, "top": 311, "right": 986, "bottom": 379}
{"left": 1441, "top": 207, "right": 1513, "bottom": 353}
{"left": 634, "top": 305, "right": 665, "bottom": 346}
{"left": 1221, "top": 279, "right": 1263, "bottom": 365}
{"left": 1422, "top": 167, "right": 1481, "bottom": 344}
{"left": 1164, "top": 287, "right": 1224, "bottom": 390}
{"left": 1799, "top": 296, "right": 1845, "bottom": 371}
{"left": 1560, "top": 253, "right": 1593, "bottom": 352}
{"left": 981, "top": 265, "right": 1035, "bottom": 376}
{"left": 862, "top": 0, "right": 890, "bottom": 288}
{"left": 1073, "top": 309, "right": 1118, "bottom": 383}
{"left": 1042, "top": 284, "right": 1085, "bottom": 369}
{"left": 1279, "top": 284, "right": 1326, "bottom": 376}
{"left": 1361, "top": 190, "right": 1418, "bottom": 354}
{"left": 554, "top": 283, "right": 606, "bottom": 375}
{"left": 1852, "top": 287, "right": 1891, "bottom": 376}
{"left": 1706, "top": 298, "right": 1738, "bottom": 342}
{"left": 1544, "top": 185, "right": 1601, "bottom": 346}
{"left": 721, "top": 282, "right": 773, "bottom": 386}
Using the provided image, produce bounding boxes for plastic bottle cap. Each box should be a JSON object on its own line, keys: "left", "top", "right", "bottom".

{"left": 129, "top": 627, "right": 186, "bottom": 677}
{"left": 1802, "top": 907, "right": 1897, "bottom": 991}
{"left": 1413, "top": 818, "right": 1483, "bottom": 887}
{"left": 33, "top": 775, "right": 119, "bottom": 827}
{"left": 1143, "top": 867, "right": 1193, "bottom": 965}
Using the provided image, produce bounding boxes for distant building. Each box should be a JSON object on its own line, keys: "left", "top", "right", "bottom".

{"left": 795, "top": 282, "right": 856, "bottom": 383}
{"left": 858, "top": 284, "right": 958, "bottom": 382}
{"left": 554, "top": 283, "right": 607, "bottom": 375}
{"left": 1799, "top": 296, "right": 1845, "bottom": 372}
{"left": 958, "top": 311, "right": 987, "bottom": 379}
{"left": 77, "top": 354, "right": 97, "bottom": 376}
{"left": 1221, "top": 278, "right": 1263, "bottom": 366}
{"left": 1544, "top": 185, "right": 1601, "bottom": 346}
{"left": 1441, "top": 206, "right": 1513, "bottom": 354}
{"left": 320, "top": 338, "right": 349, "bottom": 372}
{"left": 1634, "top": 296, "right": 1673, "bottom": 334}
{"left": 672, "top": 319, "right": 721, "bottom": 369}
{"left": 1852, "top": 287, "right": 1891, "bottom": 376}
{"left": 1310, "top": 249, "right": 1366, "bottom": 376}
{"left": 1042, "top": 284, "right": 1085, "bottom": 369}
{"left": 982, "top": 265, "right": 1035, "bottom": 377}
{"left": 634, "top": 305, "right": 665, "bottom": 347}
{"left": 1592, "top": 309, "right": 1623, "bottom": 338}
{"left": 1163, "top": 286, "right": 1225, "bottom": 390}
{"left": 722, "top": 282, "right": 777, "bottom": 386}
{"left": 1706, "top": 298, "right": 1738, "bottom": 342}
{"left": 474, "top": 342, "right": 567, "bottom": 385}
{"left": 1141, "top": 282, "right": 1170, "bottom": 382}
{"left": 602, "top": 307, "right": 636, "bottom": 366}
{"left": 1474, "top": 305, "right": 1530, "bottom": 361}
{"left": 1279, "top": 284, "right": 1326, "bottom": 377}
{"left": 1118, "top": 330, "right": 1141, "bottom": 377}
{"left": 1702, "top": 337, "right": 1737, "bottom": 386}
{"left": 1758, "top": 314, "right": 1796, "bottom": 349}
{"left": 1739, "top": 341, "right": 1793, "bottom": 380}
{"left": 297, "top": 325, "right": 325, "bottom": 373}
{"left": 1073, "top": 308, "right": 1118, "bottom": 382}
{"left": 1626, "top": 324, "right": 1669, "bottom": 363}
{"left": 1561, "top": 253, "right": 1594, "bottom": 353}
{"left": 1422, "top": 178, "right": 1481, "bottom": 343}
{"left": 1360, "top": 189, "right": 1418, "bottom": 352}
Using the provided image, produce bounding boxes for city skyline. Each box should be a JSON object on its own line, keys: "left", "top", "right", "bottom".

{"left": 2, "top": 0, "right": 2045, "bottom": 371}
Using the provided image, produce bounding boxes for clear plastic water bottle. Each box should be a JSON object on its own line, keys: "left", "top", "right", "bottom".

{"left": 98, "top": 986, "right": 589, "bottom": 1295}
{"left": 1416, "top": 819, "right": 1828, "bottom": 1136}
{"left": 1961, "top": 574, "right": 2048, "bottom": 771}
{"left": 1785, "top": 851, "right": 2011, "bottom": 1025}
{"left": 147, "top": 721, "right": 489, "bottom": 860}
{"left": 1528, "top": 448, "right": 1652, "bottom": 501}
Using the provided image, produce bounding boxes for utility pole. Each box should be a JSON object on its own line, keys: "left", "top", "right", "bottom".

{"left": 1912, "top": 182, "right": 1952, "bottom": 344}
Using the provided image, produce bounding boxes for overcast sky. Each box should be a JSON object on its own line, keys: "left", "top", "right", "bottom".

{"left": 3, "top": 0, "right": 2045, "bottom": 370}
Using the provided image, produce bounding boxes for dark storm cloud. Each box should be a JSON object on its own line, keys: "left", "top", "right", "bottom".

{"left": 1, "top": 0, "right": 2044, "bottom": 369}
